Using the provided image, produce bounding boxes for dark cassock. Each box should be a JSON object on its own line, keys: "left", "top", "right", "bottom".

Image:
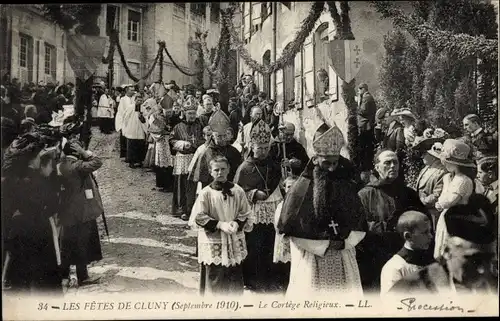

{"left": 122, "top": 95, "right": 147, "bottom": 167}
{"left": 233, "top": 120, "right": 283, "bottom": 293}
{"left": 389, "top": 199, "right": 497, "bottom": 295}
{"left": 269, "top": 122, "right": 310, "bottom": 177}
{"left": 189, "top": 110, "right": 241, "bottom": 188}
{"left": 277, "top": 123, "right": 367, "bottom": 295}
{"left": 169, "top": 99, "right": 204, "bottom": 220}
{"left": 148, "top": 106, "right": 174, "bottom": 192}
{"left": 198, "top": 98, "right": 214, "bottom": 128}
{"left": 114, "top": 84, "right": 136, "bottom": 159}
{"left": 357, "top": 153, "right": 428, "bottom": 293}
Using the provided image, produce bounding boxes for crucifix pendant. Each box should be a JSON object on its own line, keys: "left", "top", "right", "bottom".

{"left": 329, "top": 220, "right": 339, "bottom": 235}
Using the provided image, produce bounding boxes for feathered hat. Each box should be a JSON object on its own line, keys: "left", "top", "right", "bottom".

{"left": 208, "top": 110, "right": 231, "bottom": 135}
{"left": 312, "top": 123, "right": 345, "bottom": 157}
{"left": 250, "top": 119, "right": 272, "bottom": 145}
{"left": 183, "top": 96, "right": 197, "bottom": 111}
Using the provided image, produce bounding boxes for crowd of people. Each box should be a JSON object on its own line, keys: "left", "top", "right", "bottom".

{"left": 1, "top": 72, "right": 498, "bottom": 298}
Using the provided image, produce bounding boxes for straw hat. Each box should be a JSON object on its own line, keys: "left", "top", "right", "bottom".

{"left": 439, "top": 139, "right": 476, "bottom": 168}
{"left": 391, "top": 108, "right": 416, "bottom": 120}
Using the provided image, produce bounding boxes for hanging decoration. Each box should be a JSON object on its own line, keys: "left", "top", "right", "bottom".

{"left": 163, "top": 44, "right": 203, "bottom": 77}
{"left": 371, "top": 1, "right": 497, "bottom": 61}
{"left": 158, "top": 41, "right": 164, "bottom": 83}
{"left": 326, "top": 1, "right": 359, "bottom": 168}
{"left": 224, "top": 1, "right": 325, "bottom": 75}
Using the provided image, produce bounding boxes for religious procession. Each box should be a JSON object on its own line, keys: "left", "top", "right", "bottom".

{"left": 1, "top": 1, "right": 498, "bottom": 302}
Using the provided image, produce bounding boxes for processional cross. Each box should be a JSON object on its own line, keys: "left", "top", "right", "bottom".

{"left": 329, "top": 220, "right": 339, "bottom": 235}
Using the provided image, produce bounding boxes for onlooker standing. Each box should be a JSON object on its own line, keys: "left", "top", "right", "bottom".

{"left": 58, "top": 139, "right": 103, "bottom": 287}
{"left": 357, "top": 83, "right": 377, "bottom": 172}
{"left": 462, "top": 114, "right": 498, "bottom": 160}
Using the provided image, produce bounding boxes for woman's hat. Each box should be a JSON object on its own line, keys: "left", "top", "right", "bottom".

{"left": 439, "top": 139, "right": 476, "bottom": 168}
{"left": 412, "top": 128, "right": 449, "bottom": 152}
{"left": 391, "top": 108, "right": 416, "bottom": 120}
{"left": 426, "top": 142, "right": 444, "bottom": 159}
{"left": 375, "top": 107, "right": 389, "bottom": 121}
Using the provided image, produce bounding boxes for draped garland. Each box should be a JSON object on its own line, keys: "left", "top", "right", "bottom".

{"left": 371, "top": 1, "right": 498, "bottom": 61}
{"left": 223, "top": 1, "right": 325, "bottom": 75}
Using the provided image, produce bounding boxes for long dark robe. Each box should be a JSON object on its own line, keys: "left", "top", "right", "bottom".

{"left": 233, "top": 156, "right": 282, "bottom": 292}
{"left": 169, "top": 120, "right": 204, "bottom": 216}
{"left": 2, "top": 170, "right": 62, "bottom": 294}
{"left": 277, "top": 163, "right": 367, "bottom": 240}
{"left": 357, "top": 175, "right": 428, "bottom": 293}
{"left": 269, "top": 138, "right": 310, "bottom": 176}
{"left": 119, "top": 132, "right": 127, "bottom": 159}
{"left": 126, "top": 138, "right": 146, "bottom": 165}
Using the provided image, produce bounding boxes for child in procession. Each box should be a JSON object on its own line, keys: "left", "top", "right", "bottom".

{"left": 188, "top": 156, "right": 253, "bottom": 296}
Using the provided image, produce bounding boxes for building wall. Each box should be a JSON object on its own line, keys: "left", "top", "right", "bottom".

{"left": 239, "top": 2, "right": 412, "bottom": 158}
{"left": 8, "top": 5, "right": 70, "bottom": 86}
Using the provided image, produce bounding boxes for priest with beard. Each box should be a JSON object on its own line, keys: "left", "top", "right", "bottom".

{"left": 270, "top": 122, "right": 309, "bottom": 177}
{"left": 234, "top": 120, "right": 283, "bottom": 293}
{"left": 189, "top": 110, "right": 241, "bottom": 189}
{"left": 169, "top": 98, "right": 204, "bottom": 221}
{"left": 277, "top": 123, "right": 367, "bottom": 296}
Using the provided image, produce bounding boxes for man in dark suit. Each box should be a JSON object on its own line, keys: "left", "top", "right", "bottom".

{"left": 388, "top": 195, "right": 497, "bottom": 295}
{"left": 357, "top": 83, "right": 377, "bottom": 172}
{"left": 462, "top": 114, "right": 498, "bottom": 160}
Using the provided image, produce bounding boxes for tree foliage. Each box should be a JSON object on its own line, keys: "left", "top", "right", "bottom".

{"left": 41, "top": 4, "right": 101, "bottom": 35}
{"left": 375, "top": 0, "right": 498, "bottom": 134}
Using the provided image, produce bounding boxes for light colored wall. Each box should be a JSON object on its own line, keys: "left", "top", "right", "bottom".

{"left": 10, "top": 6, "right": 70, "bottom": 85}
{"left": 239, "top": 2, "right": 411, "bottom": 158}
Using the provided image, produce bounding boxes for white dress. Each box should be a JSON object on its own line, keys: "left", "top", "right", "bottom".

{"left": 433, "top": 173, "right": 474, "bottom": 259}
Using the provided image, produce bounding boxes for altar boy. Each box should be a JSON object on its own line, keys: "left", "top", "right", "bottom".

{"left": 188, "top": 156, "right": 253, "bottom": 296}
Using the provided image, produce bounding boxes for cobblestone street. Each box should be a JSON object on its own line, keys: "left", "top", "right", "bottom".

{"left": 76, "top": 128, "right": 199, "bottom": 295}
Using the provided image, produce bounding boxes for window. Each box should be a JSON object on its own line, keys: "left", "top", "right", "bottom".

{"left": 210, "top": 3, "right": 220, "bottom": 22}
{"left": 106, "top": 5, "right": 120, "bottom": 36}
{"left": 261, "top": 3, "right": 272, "bottom": 22}
{"left": 314, "top": 23, "right": 329, "bottom": 102}
{"left": 44, "top": 43, "right": 56, "bottom": 78}
{"left": 20, "top": 34, "right": 29, "bottom": 68}
{"left": 127, "top": 10, "right": 141, "bottom": 42}
{"left": 262, "top": 50, "right": 271, "bottom": 98}
{"left": 283, "top": 43, "right": 295, "bottom": 107}
{"left": 173, "top": 3, "right": 185, "bottom": 18}
{"left": 191, "top": 3, "right": 206, "bottom": 17}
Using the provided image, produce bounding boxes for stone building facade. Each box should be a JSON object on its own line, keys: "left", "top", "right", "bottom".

{"left": 238, "top": 1, "right": 412, "bottom": 158}
{"left": 1, "top": 5, "right": 70, "bottom": 85}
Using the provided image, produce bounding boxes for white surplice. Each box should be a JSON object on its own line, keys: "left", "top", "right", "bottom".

{"left": 188, "top": 183, "right": 254, "bottom": 267}
{"left": 97, "top": 94, "right": 114, "bottom": 118}
{"left": 287, "top": 231, "right": 365, "bottom": 297}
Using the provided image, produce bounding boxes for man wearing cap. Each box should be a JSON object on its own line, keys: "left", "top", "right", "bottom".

{"left": 115, "top": 85, "right": 136, "bottom": 159}
{"left": 277, "top": 123, "right": 367, "bottom": 295}
{"left": 413, "top": 140, "right": 447, "bottom": 229}
{"left": 234, "top": 120, "right": 283, "bottom": 292}
{"left": 389, "top": 196, "right": 497, "bottom": 295}
{"left": 189, "top": 110, "right": 241, "bottom": 189}
{"left": 357, "top": 149, "right": 427, "bottom": 293}
{"left": 169, "top": 99, "right": 204, "bottom": 220}
{"left": 357, "top": 83, "right": 377, "bottom": 172}
{"left": 269, "top": 122, "right": 309, "bottom": 177}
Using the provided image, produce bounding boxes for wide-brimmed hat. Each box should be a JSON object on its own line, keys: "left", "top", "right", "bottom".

{"left": 426, "top": 142, "right": 444, "bottom": 159}
{"left": 391, "top": 108, "right": 416, "bottom": 120}
{"left": 439, "top": 139, "right": 476, "bottom": 168}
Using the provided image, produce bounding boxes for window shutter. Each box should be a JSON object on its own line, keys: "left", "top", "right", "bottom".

{"left": 276, "top": 68, "right": 283, "bottom": 103}
{"left": 303, "top": 35, "right": 314, "bottom": 106}
{"left": 51, "top": 46, "right": 57, "bottom": 81}
{"left": 243, "top": 3, "right": 251, "bottom": 40}
{"left": 294, "top": 48, "right": 302, "bottom": 108}
{"left": 27, "top": 36, "right": 34, "bottom": 83}
{"left": 252, "top": 2, "right": 261, "bottom": 27}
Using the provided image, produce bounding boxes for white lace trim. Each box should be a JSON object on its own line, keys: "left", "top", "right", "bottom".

{"left": 252, "top": 187, "right": 283, "bottom": 225}
{"left": 197, "top": 231, "right": 248, "bottom": 267}
{"left": 273, "top": 233, "right": 291, "bottom": 264}
{"left": 173, "top": 153, "right": 194, "bottom": 175}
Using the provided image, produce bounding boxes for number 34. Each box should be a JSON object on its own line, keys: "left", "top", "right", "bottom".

{"left": 38, "top": 303, "right": 48, "bottom": 311}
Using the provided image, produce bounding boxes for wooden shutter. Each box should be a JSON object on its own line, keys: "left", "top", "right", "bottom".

{"left": 303, "top": 35, "right": 314, "bottom": 106}
{"left": 283, "top": 59, "right": 294, "bottom": 107}
{"left": 252, "top": 2, "right": 261, "bottom": 29}
{"left": 276, "top": 67, "right": 283, "bottom": 103}
{"left": 51, "top": 46, "right": 57, "bottom": 81}
{"left": 294, "top": 47, "right": 302, "bottom": 108}
{"left": 27, "top": 36, "right": 34, "bottom": 83}
{"left": 243, "top": 3, "right": 250, "bottom": 40}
